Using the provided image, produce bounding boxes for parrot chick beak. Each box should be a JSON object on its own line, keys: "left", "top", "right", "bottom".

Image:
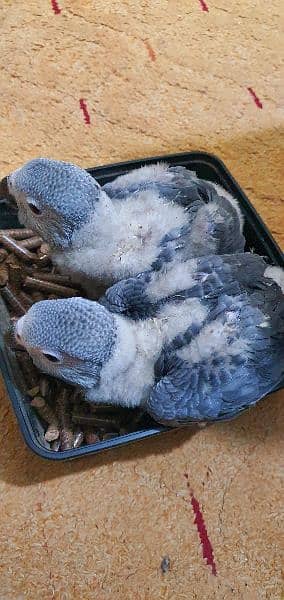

{"left": 5, "top": 317, "right": 26, "bottom": 352}
{"left": 14, "top": 315, "right": 25, "bottom": 343}
{"left": 0, "top": 175, "right": 17, "bottom": 209}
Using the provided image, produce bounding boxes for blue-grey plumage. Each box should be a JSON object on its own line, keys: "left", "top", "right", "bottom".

{"left": 101, "top": 253, "right": 277, "bottom": 319}
{"left": 103, "top": 163, "right": 245, "bottom": 257}
{"left": 15, "top": 255, "right": 284, "bottom": 424}
{"left": 7, "top": 159, "right": 103, "bottom": 249}
{"left": 6, "top": 159, "right": 245, "bottom": 294}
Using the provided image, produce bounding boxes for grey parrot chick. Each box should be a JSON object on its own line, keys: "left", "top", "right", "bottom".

{"left": 15, "top": 255, "right": 284, "bottom": 424}
{"left": 6, "top": 159, "right": 245, "bottom": 296}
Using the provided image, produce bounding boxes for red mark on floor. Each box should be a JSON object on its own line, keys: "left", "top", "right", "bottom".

{"left": 144, "top": 40, "right": 156, "bottom": 62}
{"left": 51, "top": 0, "right": 61, "bottom": 14}
{"left": 199, "top": 0, "right": 209, "bottom": 11}
{"left": 247, "top": 87, "right": 263, "bottom": 109}
{"left": 184, "top": 473, "right": 217, "bottom": 576}
{"left": 79, "top": 99, "right": 91, "bottom": 125}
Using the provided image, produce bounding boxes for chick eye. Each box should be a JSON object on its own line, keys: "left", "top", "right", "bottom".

{"left": 42, "top": 352, "right": 60, "bottom": 363}
{"left": 28, "top": 202, "right": 42, "bottom": 216}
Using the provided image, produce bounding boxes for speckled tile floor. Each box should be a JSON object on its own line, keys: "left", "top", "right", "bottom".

{"left": 0, "top": 1, "right": 283, "bottom": 598}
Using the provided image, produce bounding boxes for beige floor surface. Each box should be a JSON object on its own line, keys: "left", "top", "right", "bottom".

{"left": 0, "top": 1, "right": 283, "bottom": 598}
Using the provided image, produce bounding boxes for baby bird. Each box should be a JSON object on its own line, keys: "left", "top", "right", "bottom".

{"left": 4, "top": 158, "right": 245, "bottom": 295}
{"left": 15, "top": 254, "right": 284, "bottom": 425}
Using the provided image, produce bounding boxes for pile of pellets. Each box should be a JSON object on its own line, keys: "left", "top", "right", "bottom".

{"left": 0, "top": 228, "right": 145, "bottom": 452}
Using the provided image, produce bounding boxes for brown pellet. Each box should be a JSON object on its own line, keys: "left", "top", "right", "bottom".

{"left": 84, "top": 430, "right": 100, "bottom": 445}
{"left": 0, "top": 249, "right": 8, "bottom": 263}
{"left": 25, "top": 271, "right": 74, "bottom": 286}
{"left": 39, "top": 243, "right": 50, "bottom": 256}
{"left": 15, "top": 351, "right": 39, "bottom": 388}
{"left": 0, "top": 234, "right": 49, "bottom": 265}
{"left": 18, "top": 291, "right": 34, "bottom": 309}
{"left": 5, "top": 252, "right": 22, "bottom": 268}
{"left": 7, "top": 263, "right": 22, "bottom": 290}
{"left": 31, "top": 253, "right": 51, "bottom": 267}
{"left": 56, "top": 387, "right": 74, "bottom": 450}
{"left": 0, "top": 266, "right": 8, "bottom": 287}
{"left": 27, "top": 385, "right": 40, "bottom": 398}
{"left": 102, "top": 432, "right": 118, "bottom": 441}
{"left": 31, "top": 396, "right": 59, "bottom": 427}
{"left": 44, "top": 423, "right": 60, "bottom": 442}
{"left": 60, "top": 429, "right": 74, "bottom": 451}
{"left": 56, "top": 388, "right": 72, "bottom": 423}
{"left": 0, "top": 228, "right": 35, "bottom": 240}
{"left": 39, "top": 376, "right": 50, "bottom": 399}
{"left": 20, "top": 236, "right": 42, "bottom": 250}
{"left": 71, "top": 413, "right": 119, "bottom": 431}
{"left": 4, "top": 329, "right": 20, "bottom": 352}
{"left": 23, "top": 276, "right": 80, "bottom": 297}
{"left": 0, "top": 285, "right": 26, "bottom": 315}
{"left": 30, "top": 291, "right": 45, "bottom": 302}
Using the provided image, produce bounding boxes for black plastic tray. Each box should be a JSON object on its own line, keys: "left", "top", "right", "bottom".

{"left": 0, "top": 152, "right": 283, "bottom": 460}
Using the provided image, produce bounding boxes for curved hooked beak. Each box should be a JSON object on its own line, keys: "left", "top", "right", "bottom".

{"left": 14, "top": 315, "right": 25, "bottom": 340}
{"left": 5, "top": 317, "right": 26, "bottom": 352}
{"left": 0, "top": 176, "right": 17, "bottom": 210}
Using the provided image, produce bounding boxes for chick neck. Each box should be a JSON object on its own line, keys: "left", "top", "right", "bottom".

{"left": 49, "top": 188, "right": 112, "bottom": 252}
{"left": 87, "top": 314, "right": 164, "bottom": 408}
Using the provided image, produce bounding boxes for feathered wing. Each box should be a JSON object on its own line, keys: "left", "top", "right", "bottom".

{"left": 145, "top": 283, "right": 284, "bottom": 425}
{"left": 102, "top": 164, "right": 203, "bottom": 204}
{"left": 100, "top": 272, "right": 156, "bottom": 319}
{"left": 184, "top": 189, "right": 245, "bottom": 256}
{"left": 103, "top": 164, "right": 245, "bottom": 257}
{"left": 101, "top": 253, "right": 275, "bottom": 319}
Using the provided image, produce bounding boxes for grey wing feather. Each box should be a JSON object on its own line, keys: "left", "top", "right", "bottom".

{"left": 100, "top": 253, "right": 280, "bottom": 320}
{"left": 185, "top": 192, "right": 245, "bottom": 257}
{"left": 103, "top": 163, "right": 245, "bottom": 258}
{"left": 151, "top": 253, "right": 274, "bottom": 305}
{"left": 154, "top": 184, "right": 245, "bottom": 261}
{"left": 102, "top": 165, "right": 203, "bottom": 205}
{"left": 99, "top": 271, "right": 157, "bottom": 318}
{"left": 189, "top": 253, "right": 270, "bottom": 298}
{"left": 146, "top": 286, "right": 284, "bottom": 425}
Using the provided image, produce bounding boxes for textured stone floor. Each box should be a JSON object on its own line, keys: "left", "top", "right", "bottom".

{"left": 0, "top": 1, "right": 283, "bottom": 598}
